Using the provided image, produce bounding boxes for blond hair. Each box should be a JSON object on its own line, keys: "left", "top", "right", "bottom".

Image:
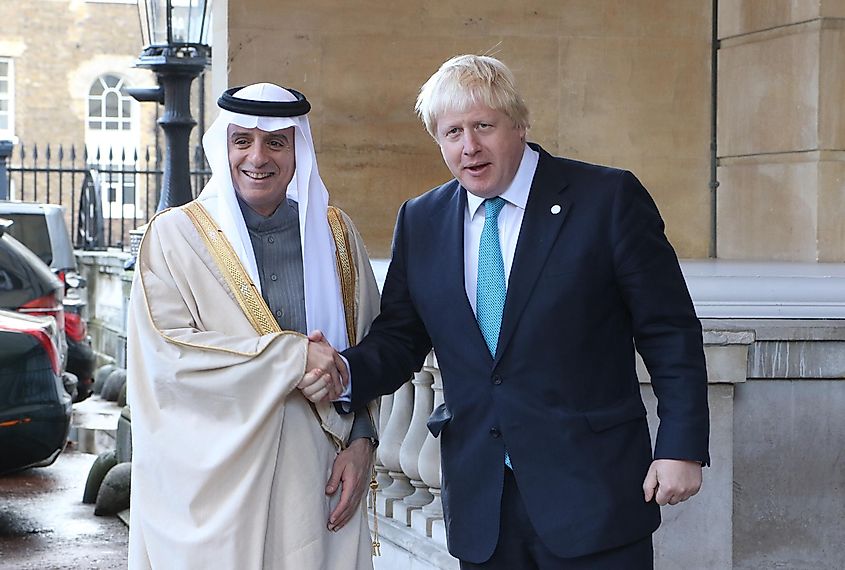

{"left": 415, "top": 54, "right": 530, "bottom": 139}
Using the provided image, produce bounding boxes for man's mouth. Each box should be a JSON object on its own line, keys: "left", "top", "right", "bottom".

{"left": 464, "top": 163, "right": 490, "bottom": 174}
{"left": 242, "top": 170, "right": 274, "bottom": 180}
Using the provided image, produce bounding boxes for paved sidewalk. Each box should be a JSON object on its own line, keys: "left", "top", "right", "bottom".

{"left": 0, "top": 448, "right": 129, "bottom": 569}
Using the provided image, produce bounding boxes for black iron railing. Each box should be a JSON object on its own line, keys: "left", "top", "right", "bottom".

{"left": 1, "top": 142, "right": 210, "bottom": 250}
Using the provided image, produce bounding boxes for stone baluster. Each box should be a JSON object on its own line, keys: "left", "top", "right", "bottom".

{"left": 395, "top": 370, "right": 435, "bottom": 525}
{"left": 376, "top": 379, "right": 415, "bottom": 517}
{"left": 413, "top": 363, "right": 445, "bottom": 539}
{"left": 373, "top": 393, "right": 394, "bottom": 494}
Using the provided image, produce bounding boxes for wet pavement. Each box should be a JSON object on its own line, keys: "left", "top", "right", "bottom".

{"left": 0, "top": 446, "right": 128, "bottom": 569}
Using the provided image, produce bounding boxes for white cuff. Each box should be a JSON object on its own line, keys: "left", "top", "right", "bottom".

{"left": 332, "top": 354, "right": 353, "bottom": 412}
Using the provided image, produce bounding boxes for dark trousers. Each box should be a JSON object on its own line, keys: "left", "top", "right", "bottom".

{"left": 459, "top": 469, "right": 654, "bottom": 570}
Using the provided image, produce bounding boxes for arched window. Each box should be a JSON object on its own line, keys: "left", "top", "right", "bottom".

{"left": 87, "top": 74, "right": 133, "bottom": 131}
{"left": 85, "top": 74, "right": 140, "bottom": 220}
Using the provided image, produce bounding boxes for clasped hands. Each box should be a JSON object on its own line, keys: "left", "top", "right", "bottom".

{"left": 297, "top": 330, "right": 349, "bottom": 403}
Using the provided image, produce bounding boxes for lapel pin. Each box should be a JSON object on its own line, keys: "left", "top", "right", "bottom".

{"left": 550, "top": 204, "right": 561, "bottom": 215}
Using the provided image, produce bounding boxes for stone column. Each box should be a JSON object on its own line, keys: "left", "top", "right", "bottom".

{"left": 373, "top": 393, "right": 394, "bottom": 494}
{"left": 412, "top": 365, "right": 445, "bottom": 539}
{"left": 716, "top": 2, "right": 845, "bottom": 261}
{"left": 376, "top": 379, "right": 414, "bottom": 517}
{"left": 639, "top": 328, "right": 754, "bottom": 570}
{"left": 394, "top": 370, "right": 435, "bottom": 525}
{"left": 0, "top": 140, "right": 13, "bottom": 200}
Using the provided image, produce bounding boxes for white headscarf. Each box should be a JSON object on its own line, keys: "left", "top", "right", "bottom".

{"left": 196, "top": 83, "right": 348, "bottom": 351}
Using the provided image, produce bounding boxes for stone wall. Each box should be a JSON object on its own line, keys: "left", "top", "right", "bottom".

{"left": 217, "top": 0, "right": 714, "bottom": 258}
{"left": 716, "top": 0, "right": 845, "bottom": 261}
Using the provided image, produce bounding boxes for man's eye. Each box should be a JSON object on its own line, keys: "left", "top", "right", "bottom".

{"left": 477, "top": 123, "right": 491, "bottom": 129}
{"left": 446, "top": 128, "right": 459, "bottom": 137}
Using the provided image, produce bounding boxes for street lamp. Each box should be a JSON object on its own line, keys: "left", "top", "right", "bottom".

{"left": 129, "top": 0, "right": 211, "bottom": 212}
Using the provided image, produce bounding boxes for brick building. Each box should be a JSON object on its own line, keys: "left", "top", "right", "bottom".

{"left": 0, "top": 0, "right": 211, "bottom": 244}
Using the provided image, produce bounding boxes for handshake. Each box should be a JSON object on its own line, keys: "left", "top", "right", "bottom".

{"left": 297, "top": 330, "right": 350, "bottom": 403}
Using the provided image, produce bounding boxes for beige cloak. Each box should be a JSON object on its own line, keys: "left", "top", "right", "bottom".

{"left": 127, "top": 204, "right": 379, "bottom": 570}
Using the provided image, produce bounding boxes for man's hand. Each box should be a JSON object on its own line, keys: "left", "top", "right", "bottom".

{"left": 325, "top": 438, "right": 374, "bottom": 532}
{"left": 297, "top": 368, "right": 335, "bottom": 402}
{"left": 304, "top": 329, "right": 348, "bottom": 401}
{"left": 643, "top": 459, "right": 702, "bottom": 506}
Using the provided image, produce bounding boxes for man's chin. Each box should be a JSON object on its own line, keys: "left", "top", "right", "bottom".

{"left": 462, "top": 183, "right": 499, "bottom": 199}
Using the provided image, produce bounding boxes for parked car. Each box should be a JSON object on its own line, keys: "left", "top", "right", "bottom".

{"left": 0, "top": 309, "right": 72, "bottom": 474}
{"left": 0, "top": 202, "right": 95, "bottom": 400}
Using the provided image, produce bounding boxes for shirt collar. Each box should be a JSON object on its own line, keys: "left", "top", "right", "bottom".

{"left": 466, "top": 144, "right": 539, "bottom": 219}
{"left": 236, "top": 193, "right": 299, "bottom": 232}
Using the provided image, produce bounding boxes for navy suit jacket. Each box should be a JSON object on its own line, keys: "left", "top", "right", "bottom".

{"left": 344, "top": 144, "right": 709, "bottom": 563}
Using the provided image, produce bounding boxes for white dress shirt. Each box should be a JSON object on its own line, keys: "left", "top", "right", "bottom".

{"left": 464, "top": 144, "right": 539, "bottom": 313}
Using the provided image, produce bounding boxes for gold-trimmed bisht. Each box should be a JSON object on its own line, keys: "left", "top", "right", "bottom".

{"left": 183, "top": 200, "right": 381, "bottom": 555}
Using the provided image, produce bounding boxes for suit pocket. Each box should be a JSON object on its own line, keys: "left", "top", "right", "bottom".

{"left": 583, "top": 395, "right": 647, "bottom": 432}
{"left": 426, "top": 403, "right": 452, "bottom": 437}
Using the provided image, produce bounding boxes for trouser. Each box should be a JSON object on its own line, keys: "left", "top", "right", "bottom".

{"left": 459, "top": 469, "right": 653, "bottom": 570}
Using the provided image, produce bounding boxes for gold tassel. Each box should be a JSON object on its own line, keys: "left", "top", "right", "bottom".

{"left": 369, "top": 467, "right": 381, "bottom": 556}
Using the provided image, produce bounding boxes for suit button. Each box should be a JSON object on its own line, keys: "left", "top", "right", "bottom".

{"left": 492, "top": 375, "right": 502, "bottom": 385}
{"left": 489, "top": 427, "right": 501, "bottom": 438}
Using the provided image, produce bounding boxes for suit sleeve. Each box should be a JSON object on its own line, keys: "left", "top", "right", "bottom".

{"left": 611, "top": 171, "right": 710, "bottom": 465}
{"left": 343, "top": 202, "right": 433, "bottom": 410}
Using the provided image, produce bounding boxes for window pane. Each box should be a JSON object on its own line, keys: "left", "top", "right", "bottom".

{"left": 108, "top": 187, "right": 116, "bottom": 202}
{"left": 0, "top": 100, "right": 7, "bottom": 112}
{"left": 88, "top": 120, "right": 100, "bottom": 129}
{"left": 0, "top": 79, "right": 7, "bottom": 93}
{"left": 122, "top": 121, "right": 131, "bottom": 130}
{"left": 0, "top": 61, "right": 7, "bottom": 75}
{"left": 105, "top": 93, "right": 118, "bottom": 117}
{"left": 0, "top": 116, "right": 7, "bottom": 130}
{"left": 105, "top": 121, "right": 118, "bottom": 130}
{"left": 121, "top": 100, "right": 131, "bottom": 117}
{"left": 123, "top": 186, "right": 135, "bottom": 203}
{"left": 105, "top": 75, "right": 119, "bottom": 88}
{"left": 90, "top": 80, "right": 104, "bottom": 96}
{"left": 88, "top": 99, "right": 100, "bottom": 117}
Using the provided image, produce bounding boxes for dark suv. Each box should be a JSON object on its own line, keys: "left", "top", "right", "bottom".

{"left": 0, "top": 202, "right": 95, "bottom": 400}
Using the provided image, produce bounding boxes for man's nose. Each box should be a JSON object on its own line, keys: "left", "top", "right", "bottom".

{"left": 249, "top": 144, "right": 269, "bottom": 165}
{"left": 462, "top": 131, "right": 481, "bottom": 155}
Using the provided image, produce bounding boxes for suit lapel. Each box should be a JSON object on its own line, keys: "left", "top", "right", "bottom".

{"left": 438, "top": 183, "right": 493, "bottom": 358}
{"left": 494, "top": 149, "right": 570, "bottom": 365}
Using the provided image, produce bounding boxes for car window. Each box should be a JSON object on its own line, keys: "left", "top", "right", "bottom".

{"left": 0, "top": 234, "right": 59, "bottom": 308}
{"left": 2, "top": 213, "right": 52, "bottom": 266}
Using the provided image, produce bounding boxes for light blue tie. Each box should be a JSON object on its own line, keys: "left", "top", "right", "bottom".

{"left": 476, "top": 196, "right": 512, "bottom": 469}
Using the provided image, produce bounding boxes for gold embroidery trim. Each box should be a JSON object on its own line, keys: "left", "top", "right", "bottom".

{"left": 182, "top": 202, "right": 282, "bottom": 335}
{"left": 327, "top": 206, "right": 357, "bottom": 347}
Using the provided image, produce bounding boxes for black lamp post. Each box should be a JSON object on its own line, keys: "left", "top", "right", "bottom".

{"left": 129, "top": 0, "right": 211, "bottom": 212}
